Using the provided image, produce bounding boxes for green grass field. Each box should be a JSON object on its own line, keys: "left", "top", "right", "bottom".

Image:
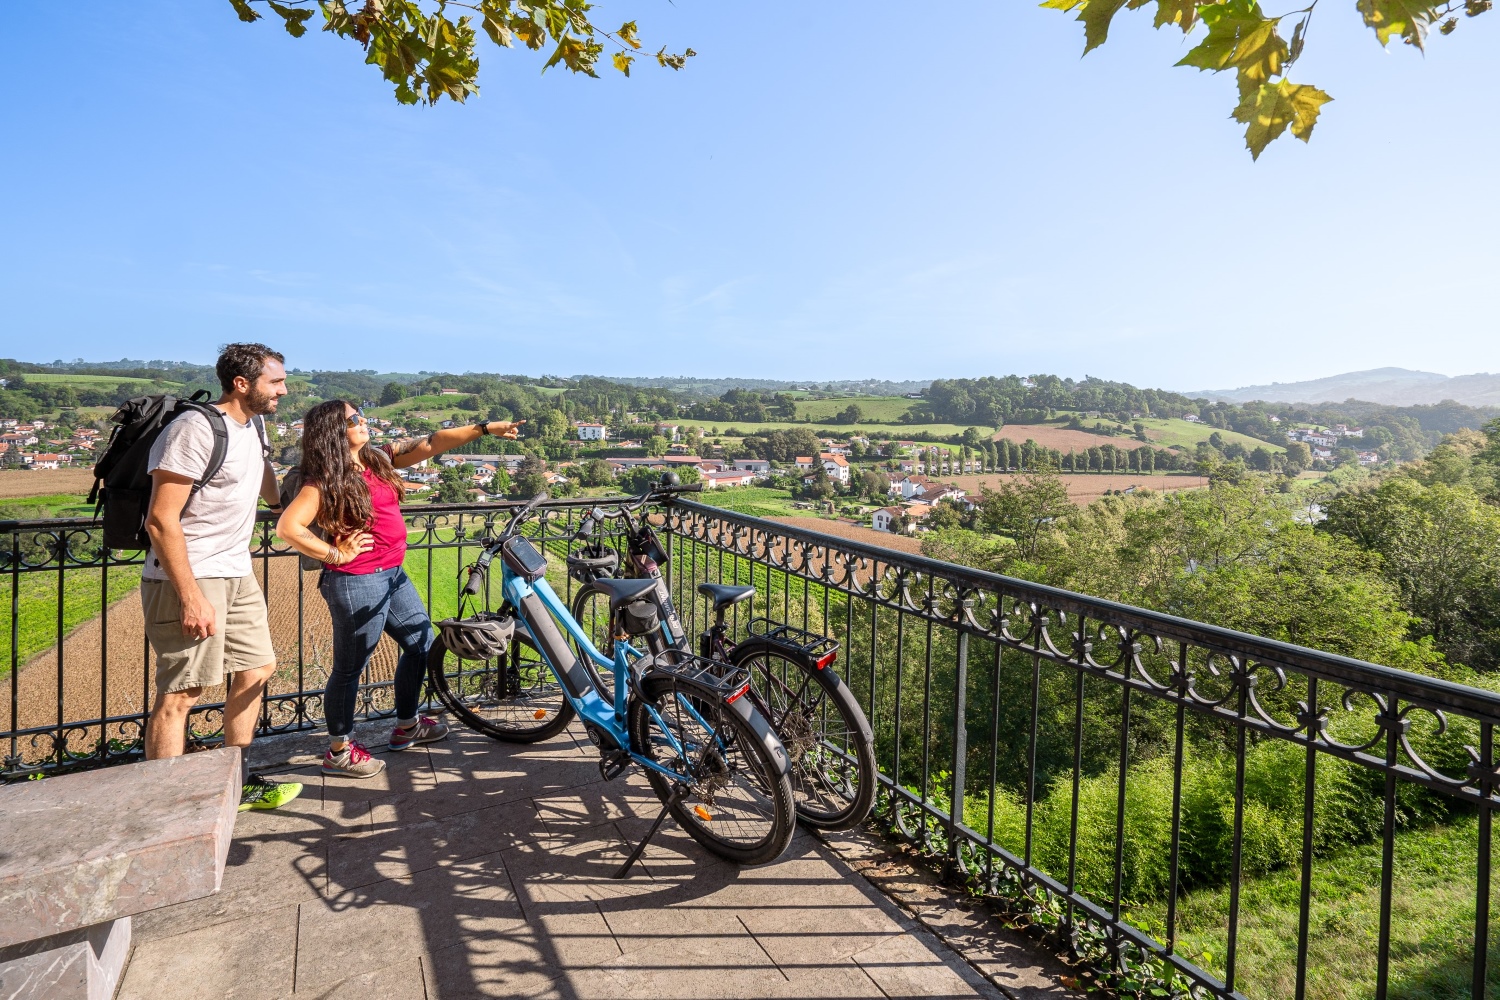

{"left": 1136, "top": 417, "right": 1285, "bottom": 454}
{"left": 0, "top": 493, "right": 96, "bottom": 519}
{"left": 794, "top": 395, "right": 918, "bottom": 424}
{"left": 21, "top": 373, "right": 179, "bottom": 387}
{"left": 367, "top": 393, "right": 475, "bottom": 419}
{"left": 1, "top": 564, "right": 141, "bottom": 677}
{"left": 681, "top": 416, "right": 975, "bottom": 444}
{"left": 690, "top": 486, "right": 804, "bottom": 520}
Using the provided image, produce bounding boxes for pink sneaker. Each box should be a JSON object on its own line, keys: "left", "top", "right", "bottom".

{"left": 322, "top": 740, "right": 385, "bottom": 779}
{"left": 389, "top": 715, "right": 449, "bottom": 751}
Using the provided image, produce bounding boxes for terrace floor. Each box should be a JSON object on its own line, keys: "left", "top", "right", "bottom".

{"left": 117, "top": 723, "right": 1057, "bottom": 1000}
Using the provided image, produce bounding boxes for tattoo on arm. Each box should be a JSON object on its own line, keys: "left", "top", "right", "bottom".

{"left": 391, "top": 435, "right": 432, "bottom": 457}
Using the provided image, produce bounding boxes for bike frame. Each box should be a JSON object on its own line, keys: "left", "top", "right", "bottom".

{"left": 497, "top": 554, "right": 714, "bottom": 785}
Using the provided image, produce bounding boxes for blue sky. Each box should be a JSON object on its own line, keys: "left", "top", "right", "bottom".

{"left": 2, "top": 2, "right": 1496, "bottom": 390}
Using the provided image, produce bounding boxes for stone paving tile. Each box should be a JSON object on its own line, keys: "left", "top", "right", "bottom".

{"left": 117, "top": 724, "right": 1055, "bottom": 1000}
{"left": 423, "top": 935, "right": 567, "bottom": 999}
{"left": 294, "top": 956, "right": 428, "bottom": 999}
{"left": 118, "top": 903, "right": 299, "bottom": 1000}
{"left": 326, "top": 797, "right": 547, "bottom": 895}
{"left": 565, "top": 927, "right": 791, "bottom": 1000}
{"left": 853, "top": 930, "right": 991, "bottom": 999}
{"left": 297, "top": 851, "right": 525, "bottom": 992}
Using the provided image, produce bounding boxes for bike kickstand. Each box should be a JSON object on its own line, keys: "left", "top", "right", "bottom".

{"left": 612, "top": 783, "right": 689, "bottom": 879}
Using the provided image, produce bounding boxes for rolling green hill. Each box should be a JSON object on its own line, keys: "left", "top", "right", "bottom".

{"left": 21, "top": 374, "right": 179, "bottom": 387}
{"left": 794, "top": 395, "right": 919, "bottom": 424}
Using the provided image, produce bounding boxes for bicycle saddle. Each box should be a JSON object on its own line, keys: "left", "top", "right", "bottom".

{"left": 589, "top": 577, "right": 658, "bottom": 612}
{"left": 698, "top": 583, "right": 755, "bottom": 612}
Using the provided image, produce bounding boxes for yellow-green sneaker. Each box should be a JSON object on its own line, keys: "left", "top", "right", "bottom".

{"left": 239, "top": 775, "right": 305, "bottom": 812}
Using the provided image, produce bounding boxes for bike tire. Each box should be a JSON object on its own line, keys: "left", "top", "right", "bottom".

{"left": 627, "top": 679, "right": 795, "bottom": 866}
{"left": 728, "top": 640, "right": 877, "bottom": 832}
{"left": 427, "top": 629, "right": 575, "bottom": 743}
{"left": 569, "top": 583, "right": 618, "bottom": 702}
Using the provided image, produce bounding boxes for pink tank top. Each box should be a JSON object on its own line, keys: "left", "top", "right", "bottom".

{"left": 326, "top": 464, "right": 407, "bottom": 574}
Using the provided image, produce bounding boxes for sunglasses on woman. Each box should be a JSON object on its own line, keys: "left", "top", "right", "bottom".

{"left": 345, "top": 409, "right": 366, "bottom": 428}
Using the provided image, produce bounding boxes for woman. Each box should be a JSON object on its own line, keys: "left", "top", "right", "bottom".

{"left": 278, "top": 401, "right": 522, "bottom": 778}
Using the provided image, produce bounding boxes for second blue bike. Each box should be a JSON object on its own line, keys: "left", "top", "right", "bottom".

{"left": 427, "top": 491, "right": 796, "bottom": 876}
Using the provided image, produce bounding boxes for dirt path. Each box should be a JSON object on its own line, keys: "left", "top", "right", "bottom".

{"left": 0, "top": 557, "right": 402, "bottom": 758}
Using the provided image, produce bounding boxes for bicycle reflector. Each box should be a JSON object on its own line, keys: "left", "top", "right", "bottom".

{"left": 693, "top": 805, "right": 713, "bottom": 822}
{"left": 815, "top": 650, "right": 838, "bottom": 670}
{"left": 725, "top": 681, "right": 751, "bottom": 704}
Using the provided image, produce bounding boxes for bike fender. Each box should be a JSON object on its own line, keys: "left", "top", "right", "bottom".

{"left": 731, "top": 638, "right": 872, "bottom": 743}
{"left": 640, "top": 668, "right": 791, "bottom": 780}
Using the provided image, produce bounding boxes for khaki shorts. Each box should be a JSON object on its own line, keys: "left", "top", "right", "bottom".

{"left": 142, "top": 576, "right": 276, "bottom": 693}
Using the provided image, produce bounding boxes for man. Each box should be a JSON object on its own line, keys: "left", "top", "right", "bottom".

{"left": 142, "top": 342, "right": 301, "bottom": 811}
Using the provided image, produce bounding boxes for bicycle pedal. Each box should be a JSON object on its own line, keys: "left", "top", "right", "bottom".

{"left": 598, "top": 749, "right": 630, "bottom": 782}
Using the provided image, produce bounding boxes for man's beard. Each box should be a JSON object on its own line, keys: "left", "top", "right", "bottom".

{"left": 246, "top": 388, "right": 280, "bottom": 416}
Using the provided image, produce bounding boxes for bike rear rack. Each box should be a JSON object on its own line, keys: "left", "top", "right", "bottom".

{"left": 642, "top": 652, "right": 752, "bottom": 702}
{"left": 747, "top": 618, "right": 840, "bottom": 667}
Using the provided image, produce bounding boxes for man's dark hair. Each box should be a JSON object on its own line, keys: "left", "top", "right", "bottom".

{"left": 216, "top": 343, "right": 285, "bottom": 394}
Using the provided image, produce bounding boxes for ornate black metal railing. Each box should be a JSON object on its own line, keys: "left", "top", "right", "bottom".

{"left": 4, "top": 498, "right": 1498, "bottom": 1000}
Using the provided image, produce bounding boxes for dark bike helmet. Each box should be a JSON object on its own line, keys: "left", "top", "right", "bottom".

{"left": 437, "top": 611, "right": 515, "bottom": 660}
{"left": 566, "top": 543, "right": 619, "bottom": 583}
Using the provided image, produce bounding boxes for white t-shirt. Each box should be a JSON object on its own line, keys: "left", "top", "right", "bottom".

{"left": 142, "top": 408, "right": 267, "bottom": 581}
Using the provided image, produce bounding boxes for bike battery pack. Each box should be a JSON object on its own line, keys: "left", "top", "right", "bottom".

{"left": 502, "top": 536, "right": 548, "bottom": 582}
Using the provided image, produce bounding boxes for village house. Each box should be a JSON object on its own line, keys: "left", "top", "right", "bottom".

{"left": 732, "top": 459, "right": 770, "bottom": 475}
{"left": 703, "top": 470, "right": 757, "bottom": 489}
{"left": 439, "top": 388, "right": 464, "bottom": 396}
{"left": 576, "top": 422, "right": 607, "bottom": 441}
{"left": 871, "top": 503, "right": 932, "bottom": 534}
{"left": 656, "top": 424, "right": 681, "bottom": 442}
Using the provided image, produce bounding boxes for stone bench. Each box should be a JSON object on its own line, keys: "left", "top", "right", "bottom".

{"left": 0, "top": 748, "right": 241, "bottom": 1000}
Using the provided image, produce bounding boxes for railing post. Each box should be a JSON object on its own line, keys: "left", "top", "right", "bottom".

{"left": 950, "top": 628, "right": 968, "bottom": 863}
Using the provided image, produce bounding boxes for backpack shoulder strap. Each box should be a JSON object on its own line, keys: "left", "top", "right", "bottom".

{"left": 252, "top": 415, "right": 272, "bottom": 460}
{"left": 182, "top": 402, "right": 230, "bottom": 495}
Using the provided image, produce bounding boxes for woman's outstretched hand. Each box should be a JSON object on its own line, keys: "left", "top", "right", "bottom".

{"left": 329, "top": 531, "right": 375, "bottom": 566}
{"left": 486, "top": 420, "right": 525, "bottom": 440}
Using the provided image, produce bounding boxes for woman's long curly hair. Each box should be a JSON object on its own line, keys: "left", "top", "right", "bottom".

{"left": 300, "top": 399, "right": 406, "bottom": 535}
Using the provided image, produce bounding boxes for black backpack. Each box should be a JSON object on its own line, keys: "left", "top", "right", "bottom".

{"left": 89, "top": 391, "right": 267, "bottom": 551}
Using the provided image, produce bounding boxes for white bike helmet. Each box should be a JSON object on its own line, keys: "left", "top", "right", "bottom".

{"left": 437, "top": 612, "right": 516, "bottom": 660}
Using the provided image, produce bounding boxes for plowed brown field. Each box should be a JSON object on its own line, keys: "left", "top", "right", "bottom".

{"left": 993, "top": 424, "right": 1153, "bottom": 453}
{"left": 938, "top": 473, "right": 1208, "bottom": 505}
{"left": 0, "top": 468, "right": 95, "bottom": 498}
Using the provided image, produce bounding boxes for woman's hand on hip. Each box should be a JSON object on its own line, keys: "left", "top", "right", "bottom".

{"left": 329, "top": 531, "right": 375, "bottom": 566}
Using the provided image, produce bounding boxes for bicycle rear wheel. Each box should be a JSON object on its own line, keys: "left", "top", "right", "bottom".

{"left": 427, "top": 629, "right": 575, "bottom": 742}
{"left": 729, "top": 642, "right": 876, "bottom": 831}
{"left": 627, "top": 680, "right": 795, "bottom": 866}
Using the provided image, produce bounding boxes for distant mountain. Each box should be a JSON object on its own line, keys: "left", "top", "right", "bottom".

{"left": 1189, "top": 368, "right": 1500, "bottom": 408}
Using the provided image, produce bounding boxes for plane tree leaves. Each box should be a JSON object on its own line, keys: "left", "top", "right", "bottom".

{"left": 230, "top": 0, "right": 693, "bottom": 105}
{"left": 1176, "top": 0, "right": 1287, "bottom": 97}
{"left": 1041, "top": 0, "right": 1489, "bottom": 159}
{"left": 1234, "top": 79, "right": 1333, "bottom": 159}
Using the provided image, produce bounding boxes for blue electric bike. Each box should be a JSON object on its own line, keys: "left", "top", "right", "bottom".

{"left": 426, "top": 491, "right": 796, "bottom": 875}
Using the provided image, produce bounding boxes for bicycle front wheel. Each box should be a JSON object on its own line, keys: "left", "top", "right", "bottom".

{"left": 427, "top": 629, "right": 575, "bottom": 742}
{"left": 729, "top": 642, "right": 877, "bottom": 831}
{"left": 627, "top": 680, "right": 795, "bottom": 866}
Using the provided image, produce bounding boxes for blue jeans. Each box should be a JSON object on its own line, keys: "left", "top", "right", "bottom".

{"left": 318, "top": 567, "right": 433, "bottom": 739}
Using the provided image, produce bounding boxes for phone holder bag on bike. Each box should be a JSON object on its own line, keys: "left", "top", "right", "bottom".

{"left": 437, "top": 611, "right": 515, "bottom": 660}
{"left": 501, "top": 535, "right": 549, "bottom": 582}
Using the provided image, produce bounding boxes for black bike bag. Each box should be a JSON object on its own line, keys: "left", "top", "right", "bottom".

{"left": 502, "top": 536, "right": 548, "bottom": 582}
